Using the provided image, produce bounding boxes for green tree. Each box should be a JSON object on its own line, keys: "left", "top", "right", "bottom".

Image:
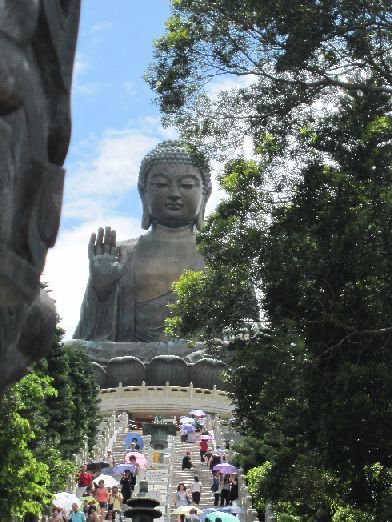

{"left": 34, "top": 329, "right": 100, "bottom": 458}
{"left": 0, "top": 325, "right": 100, "bottom": 520}
{"left": 0, "top": 375, "right": 54, "bottom": 520}
{"left": 148, "top": 0, "right": 392, "bottom": 161}
{"left": 165, "top": 87, "right": 392, "bottom": 519}
{"left": 154, "top": 2, "right": 392, "bottom": 519}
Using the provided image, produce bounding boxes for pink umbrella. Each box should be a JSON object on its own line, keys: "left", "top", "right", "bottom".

{"left": 200, "top": 434, "right": 212, "bottom": 440}
{"left": 124, "top": 451, "right": 147, "bottom": 469}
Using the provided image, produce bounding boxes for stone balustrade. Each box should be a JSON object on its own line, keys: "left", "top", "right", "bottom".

{"left": 99, "top": 382, "right": 233, "bottom": 418}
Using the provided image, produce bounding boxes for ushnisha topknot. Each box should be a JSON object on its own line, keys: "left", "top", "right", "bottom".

{"left": 138, "top": 140, "right": 212, "bottom": 201}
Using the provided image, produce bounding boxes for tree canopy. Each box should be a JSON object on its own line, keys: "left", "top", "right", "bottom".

{"left": 147, "top": 0, "right": 392, "bottom": 161}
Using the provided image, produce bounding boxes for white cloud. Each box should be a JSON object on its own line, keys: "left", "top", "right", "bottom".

{"left": 207, "top": 75, "right": 255, "bottom": 98}
{"left": 64, "top": 130, "right": 159, "bottom": 219}
{"left": 124, "top": 81, "right": 137, "bottom": 96}
{"left": 90, "top": 21, "right": 113, "bottom": 34}
{"left": 44, "top": 216, "right": 142, "bottom": 340}
{"left": 74, "top": 82, "right": 102, "bottom": 96}
{"left": 73, "top": 52, "right": 89, "bottom": 79}
{"left": 73, "top": 53, "right": 102, "bottom": 97}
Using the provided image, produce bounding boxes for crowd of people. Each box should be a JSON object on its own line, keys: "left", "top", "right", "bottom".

{"left": 48, "top": 416, "right": 239, "bottom": 522}
{"left": 177, "top": 422, "right": 239, "bottom": 513}
{"left": 49, "top": 443, "right": 141, "bottom": 522}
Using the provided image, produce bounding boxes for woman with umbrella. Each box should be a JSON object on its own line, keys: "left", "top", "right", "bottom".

{"left": 48, "top": 508, "right": 65, "bottom": 522}
{"left": 220, "top": 475, "right": 231, "bottom": 507}
{"left": 94, "top": 479, "right": 109, "bottom": 522}
{"left": 229, "top": 475, "right": 238, "bottom": 504}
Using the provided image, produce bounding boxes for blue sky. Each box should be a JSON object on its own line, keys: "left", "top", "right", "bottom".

{"left": 44, "top": 1, "right": 175, "bottom": 338}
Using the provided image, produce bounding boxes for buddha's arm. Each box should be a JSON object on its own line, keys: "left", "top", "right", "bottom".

{"left": 73, "top": 227, "right": 125, "bottom": 340}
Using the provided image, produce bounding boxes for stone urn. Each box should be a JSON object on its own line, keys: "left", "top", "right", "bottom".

{"left": 91, "top": 362, "right": 108, "bottom": 388}
{"left": 124, "top": 497, "right": 162, "bottom": 522}
{"left": 146, "top": 355, "right": 189, "bottom": 386}
{"left": 106, "top": 356, "right": 145, "bottom": 387}
{"left": 143, "top": 422, "right": 177, "bottom": 450}
{"left": 190, "top": 358, "right": 227, "bottom": 390}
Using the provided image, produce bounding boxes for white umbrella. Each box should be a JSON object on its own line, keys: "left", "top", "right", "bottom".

{"left": 53, "top": 492, "right": 81, "bottom": 511}
{"left": 172, "top": 506, "right": 203, "bottom": 515}
{"left": 94, "top": 474, "right": 119, "bottom": 487}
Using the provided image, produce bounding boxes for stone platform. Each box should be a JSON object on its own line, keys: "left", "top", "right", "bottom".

{"left": 68, "top": 339, "right": 227, "bottom": 390}
{"left": 68, "top": 339, "right": 207, "bottom": 365}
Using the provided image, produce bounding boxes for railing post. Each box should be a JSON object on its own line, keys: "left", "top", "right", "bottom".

{"left": 265, "top": 503, "right": 276, "bottom": 521}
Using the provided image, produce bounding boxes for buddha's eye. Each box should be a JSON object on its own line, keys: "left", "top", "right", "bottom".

{"left": 181, "top": 183, "right": 196, "bottom": 189}
{"left": 153, "top": 182, "right": 169, "bottom": 188}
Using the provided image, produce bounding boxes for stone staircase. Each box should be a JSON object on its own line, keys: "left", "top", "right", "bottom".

{"left": 109, "top": 426, "right": 218, "bottom": 520}
{"left": 170, "top": 437, "right": 218, "bottom": 514}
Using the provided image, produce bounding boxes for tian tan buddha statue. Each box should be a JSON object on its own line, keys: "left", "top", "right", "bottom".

{"left": 73, "top": 141, "right": 212, "bottom": 343}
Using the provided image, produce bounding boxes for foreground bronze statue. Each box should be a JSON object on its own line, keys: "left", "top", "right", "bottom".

{"left": 74, "top": 141, "right": 212, "bottom": 342}
{"left": 0, "top": 0, "right": 80, "bottom": 393}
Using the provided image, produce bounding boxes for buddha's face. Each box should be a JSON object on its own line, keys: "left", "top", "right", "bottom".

{"left": 144, "top": 162, "right": 204, "bottom": 228}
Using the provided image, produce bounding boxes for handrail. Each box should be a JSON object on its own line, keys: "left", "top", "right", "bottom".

{"left": 67, "top": 411, "right": 128, "bottom": 493}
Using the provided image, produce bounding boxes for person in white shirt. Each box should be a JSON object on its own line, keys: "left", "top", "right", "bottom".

{"left": 190, "top": 475, "right": 202, "bottom": 505}
{"left": 215, "top": 445, "right": 225, "bottom": 460}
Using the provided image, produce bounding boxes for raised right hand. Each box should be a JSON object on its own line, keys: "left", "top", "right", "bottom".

{"left": 88, "top": 226, "right": 125, "bottom": 298}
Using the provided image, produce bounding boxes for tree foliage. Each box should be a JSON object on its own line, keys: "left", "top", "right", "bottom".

{"left": 148, "top": 0, "right": 392, "bottom": 161}
{"left": 35, "top": 332, "right": 100, "bottom": 457}
{"left": 0, "top": 374, "right": 55, "bottom": 520}
{"left": 154, "top": 2, "right": 392, "bottom": 519}
{"left": 0, "top": 327, "right": 100, "bottom": 520}
{"left": 162, "top": 62, "right": 392, "bottom": 522}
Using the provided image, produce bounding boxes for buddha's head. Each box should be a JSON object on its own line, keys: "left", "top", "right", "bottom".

{"left": 138, "top": 141, "right": 212, "bottom": 230}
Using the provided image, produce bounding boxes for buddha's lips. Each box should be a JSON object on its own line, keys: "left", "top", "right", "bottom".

{"left": 165, "top": 203, "right": 183, "bottom": 210}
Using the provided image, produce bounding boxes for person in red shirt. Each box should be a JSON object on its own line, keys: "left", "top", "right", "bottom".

{"left": 76, "top": 464, "right": 93, "bottom": 498}
{"left": 199, "top": 438, "right": 209, "bottom": 463}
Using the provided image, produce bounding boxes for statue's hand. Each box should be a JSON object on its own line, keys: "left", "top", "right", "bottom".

{"left": 88, "top": 226, "right": 125, "bottom": 300}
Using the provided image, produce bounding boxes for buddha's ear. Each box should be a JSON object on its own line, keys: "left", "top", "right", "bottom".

{"left": 195, "top": 203, "right": 206, "bottom": 231}
{"left": 140, "top": 194, "right": 152, "bottom": 230}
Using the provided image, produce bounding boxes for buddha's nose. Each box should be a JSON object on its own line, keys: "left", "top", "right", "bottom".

{"left": 168, "top": 183, "right": 181, "bottom": 199}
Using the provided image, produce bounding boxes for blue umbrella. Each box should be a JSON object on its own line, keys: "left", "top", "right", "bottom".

{"left": 124, "top": 432, "right": 144, "bottom": 449}
{"left": 204, "top": 511, "right": 239, "bottom": 522}
{"left": 204, "top": 506, "right": 244, "bottom": 515}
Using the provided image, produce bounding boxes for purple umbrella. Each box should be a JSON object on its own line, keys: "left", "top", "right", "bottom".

{"left": 180, "top": 424, "right": 195, "bottom": 432}
{"left": 212, "top": 463, "right": 237, "bottom": 474}
{"left": 112, "top": 463, "right": 137, "bottom": 474}
{"left": 189, "top": 409, "right": 206, "bottom": 417}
